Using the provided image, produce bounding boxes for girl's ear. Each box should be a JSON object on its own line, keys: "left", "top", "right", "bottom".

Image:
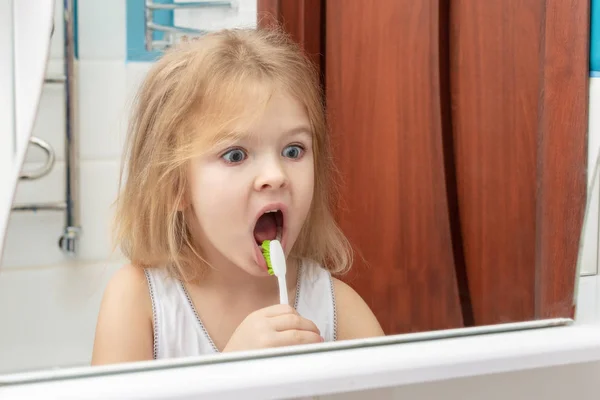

{"left": 177, "top": 193, "right": 189, "bottom": 211}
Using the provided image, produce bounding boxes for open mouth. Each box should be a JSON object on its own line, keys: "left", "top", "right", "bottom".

{"left": 253, "top": 209, "right": 284, "bottom": 246}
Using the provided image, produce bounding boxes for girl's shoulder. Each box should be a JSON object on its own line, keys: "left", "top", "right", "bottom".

{"left": 91, "top": 264, "right": 154, "bottom": 365}
{"left": 102, "top": 263, "right": 153, "bottom": 314}
{"left": 310, "top": 264, "right": 385, "bottom": 341}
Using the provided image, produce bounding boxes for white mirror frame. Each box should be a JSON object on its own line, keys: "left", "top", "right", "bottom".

{"left": 0, "top": 314, "right": 599, "bottom": 399}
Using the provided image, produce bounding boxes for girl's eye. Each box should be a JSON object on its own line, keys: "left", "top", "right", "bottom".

{"left": 282, "top": 145, "right": 304, "bottom": 159}
{"left": 221, "top": 148, "right": 247, "bottom": 164}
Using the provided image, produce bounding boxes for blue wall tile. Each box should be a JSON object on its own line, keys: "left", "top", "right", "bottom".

{"left": 592, "top": 0, "right": 599, "bottom": 73}
{"left": 73, "top": 0, "right": 79, "bottom": 59}
{"left": 126, "top": 0, "right": 173, "bottom": 62}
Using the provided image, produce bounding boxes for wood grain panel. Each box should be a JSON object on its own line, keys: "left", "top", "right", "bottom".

{"left": 450, "top": 1, "right": 589, "bottom": 324}
{"left": 326, "top": 0, "right": 464, "bottom": 333}
{"left": 535, "top": 0, "right": 589, "bottom": 318}
{"left": 257, "top": 0, "right": 324, "bottom": 70}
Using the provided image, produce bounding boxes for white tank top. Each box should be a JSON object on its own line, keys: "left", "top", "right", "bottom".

{"left": 143, "top": 259, "right": 337, "bottom": 359}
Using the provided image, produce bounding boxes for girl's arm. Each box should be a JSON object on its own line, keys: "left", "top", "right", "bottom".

{"left": 91, "top": 264, "right": 154, "bottom": 365}
{"left": 332, "top": 278, "right": 386, "bottom": 340}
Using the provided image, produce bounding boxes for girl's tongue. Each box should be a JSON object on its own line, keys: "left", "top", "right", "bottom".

{"left": 253, "top": 213, "right": 277, "bottom": 244}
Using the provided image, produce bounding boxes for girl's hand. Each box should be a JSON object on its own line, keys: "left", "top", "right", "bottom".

{"left": 222, "top": 304, "right": 324, "bottom": 352}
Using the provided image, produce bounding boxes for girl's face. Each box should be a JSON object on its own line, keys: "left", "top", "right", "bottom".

{"left": 187, "top": 92, "right": 315, "bottom": 276}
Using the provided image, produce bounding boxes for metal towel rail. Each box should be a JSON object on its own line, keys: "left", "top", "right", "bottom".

{"left": 19, "top": 137, "right": 56, "bottom": 181}
{"left": 11, "top": 0, "right": 80, "bottom": 257}
{"left": 144, "top": 0, "right": 235, "bottom": 51}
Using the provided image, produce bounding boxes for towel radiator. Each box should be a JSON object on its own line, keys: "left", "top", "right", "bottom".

{"left": 11, "top": 0, "right": 80, "bottom": 256}
{"left": 144, "top": 0, "right": 235, "bottom": 51}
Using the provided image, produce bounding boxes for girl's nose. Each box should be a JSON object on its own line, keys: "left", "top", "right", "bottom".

{"left": 254, "top": 158, "right": 288, "bottom": 191}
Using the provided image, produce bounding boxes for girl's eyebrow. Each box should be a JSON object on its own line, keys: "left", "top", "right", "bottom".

{"left": 284, "top": 126, "right": 312, "bottom": 137}
{"left": 228, "top": 125, "right": 312, "bottom": 141}
{"left": 209, "top": 125, "right": 313, "bottom": 150}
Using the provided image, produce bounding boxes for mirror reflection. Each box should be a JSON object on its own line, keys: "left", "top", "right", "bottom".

{"left": 0, "top": 0, "right": 17, "bottom": 239}
{"left": 0, "top": 0, "right": 595, "bottom": 379}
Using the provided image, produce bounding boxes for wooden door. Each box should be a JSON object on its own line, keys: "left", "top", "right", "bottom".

{"left": 324, "top": 0, "right": 465, "bottom": 334}
{"left": 258, "top": 0, "right": 590, "bottom": 335}
{"left": 450, "top": 0, "right": 589, "bottom": 324}
{"left": 257, "top": 0, "right": 324, "bottom": 73}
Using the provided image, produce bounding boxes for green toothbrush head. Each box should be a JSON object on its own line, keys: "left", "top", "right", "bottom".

{"left": 261, "top": 240, "right": 274, "bottom": 275}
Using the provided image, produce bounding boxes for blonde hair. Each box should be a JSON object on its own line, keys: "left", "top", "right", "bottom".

{"left": 113, "top": 27, "right": 352, "bottom": 281}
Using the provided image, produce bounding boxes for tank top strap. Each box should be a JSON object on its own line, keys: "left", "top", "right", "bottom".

{"left": 143, "top": 267, "right": 218, "bottom": 359}
{"left": 296, "top": 259, "right": 338, "bottom": 342}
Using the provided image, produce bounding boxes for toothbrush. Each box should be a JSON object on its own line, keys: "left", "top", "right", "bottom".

{"left": 260, "top": 239, "right": 288, "bottom": 305}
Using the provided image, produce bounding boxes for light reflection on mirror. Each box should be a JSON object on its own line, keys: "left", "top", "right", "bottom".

{"left": 0, "top": 0, "right": 17, "bottom": 251}
{"left": 0, "top": 0, "right": 595, "bottom": 380}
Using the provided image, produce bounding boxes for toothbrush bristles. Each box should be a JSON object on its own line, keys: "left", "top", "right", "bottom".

{"left": 260, "top": 240, "right": 274, "bottom": 275}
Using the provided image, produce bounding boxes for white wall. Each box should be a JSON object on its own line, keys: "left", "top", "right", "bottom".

{"left": 585, "top": 78, "right": 600, "bottom": 275}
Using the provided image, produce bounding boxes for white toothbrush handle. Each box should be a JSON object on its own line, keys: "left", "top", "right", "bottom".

{"left": 277, "top": 276, "right": 288, "bottom": 305}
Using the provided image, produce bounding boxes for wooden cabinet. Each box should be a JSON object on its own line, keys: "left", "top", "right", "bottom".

{"left": 259, "top": 0, "right": 590, "bottom": 335}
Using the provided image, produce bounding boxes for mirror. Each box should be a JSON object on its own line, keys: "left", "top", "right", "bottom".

{"left": 0, "top": 0, "right": 595, "bottom": 382}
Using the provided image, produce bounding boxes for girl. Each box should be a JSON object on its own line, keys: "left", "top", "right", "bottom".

{"left": 91, "top": 27, "right": 383, "bottom": 365}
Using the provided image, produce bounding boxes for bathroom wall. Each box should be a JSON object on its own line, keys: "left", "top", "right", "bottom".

{"left": 583, "top": 0, "right": 600, "bottom": 276}
{"left": 0, "top": 0, "right": 256, "bottom": 374}
{"left": 584, "top": 77, "right": 600, "bottom": 276}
